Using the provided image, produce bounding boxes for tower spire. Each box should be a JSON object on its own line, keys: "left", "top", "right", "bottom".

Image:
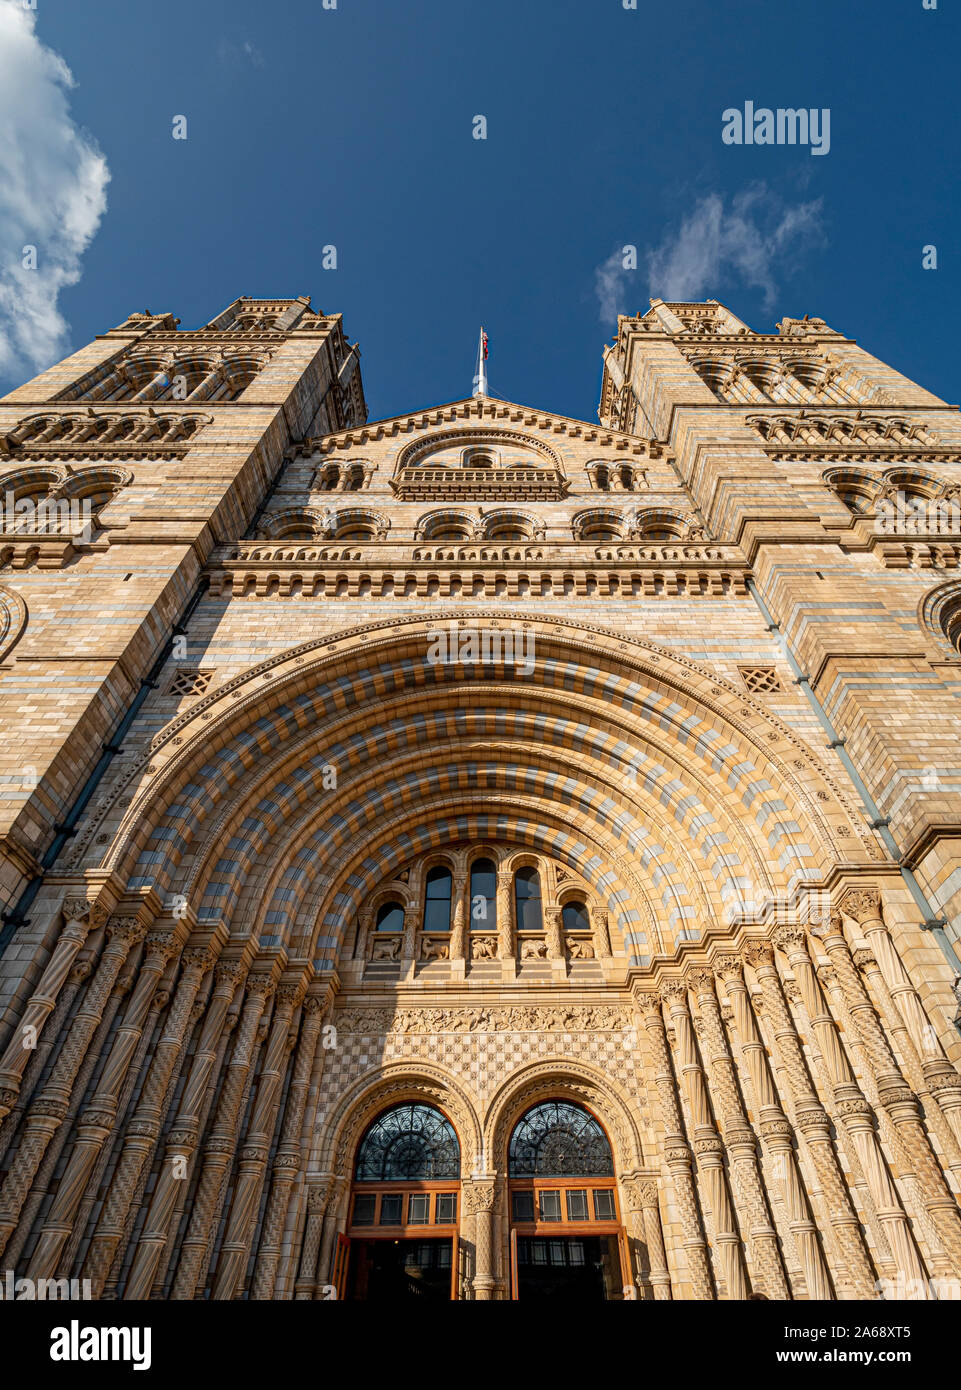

{"left": 472, "top": 326, "right": 489, "bottom": 398}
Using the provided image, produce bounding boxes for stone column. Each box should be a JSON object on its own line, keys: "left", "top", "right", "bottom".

{"left": 27, "top": 929, "right": 179, "bottom": 1280}
{"left": 0, "top": 898, "right": 105, "bottom": 1122}
{"left": 465, "top": 1180, "right": 497, "bottom": 1300}
{"left": 634, "top": 991, "right": 715, "bottom": 1298}
{"left": 123, "top": 960, "right": 243, "bottom": 1300}
{"left": 496, "top": 872, "right": 514, "bottom": 960}
{"left": 622, "top": 1178, "right": 671, "bottom": 1299}
{"left": 688, "top": 968, "right": 791, "bottom": 1299}
{"left": 312, "top": 1177, "right": 349, "bottom": 1298}
{"left": 840, "top": 887, "right": 961, "bottom": 1149}
{"left": 251, "top": 988, "right": 331, "bottom": 1299}
{"left": 294, "top": 1180, "right": 333, "bottom": 1299}
{"left": 0, "top": 915, "right": 146, "bottom": 1258}
{"left": 590, "top": 906, "right": 612, "bottom": 958}
{"left": 715, "top": 956, "right": 833, "bottom": 1300}
{"left": 449, "top": 873, "right": 469, "bottom": 962}
{"left": 171, "top": 972, "right": 274, "bottom": 1299}
{"left": 544, "top": 908, "right": 564, "bottom": 960}
{"left": 745, "top": 940, "right": 877, "bottom": 1298}
{"left": 773, "top": 925, "right": 929, "bottom": 1292}
{"left": 83, "top": 948, "right": 213, "bottom": 1295}
{"left": 816, "top": 917, "right": 961, "bottom": 1276}
{"left": 212, "top": 980, "right": 305, "bottom": 1299}
{"left": 661, "top": 980, "right": 748, "bottom": 1299}
{"left": 185, "top": 362, "right": 226, "bottom": 402}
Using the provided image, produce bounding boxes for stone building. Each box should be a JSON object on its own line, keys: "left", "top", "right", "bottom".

{"left": 0, "top": 295, "right": 960, "bottom": 1301}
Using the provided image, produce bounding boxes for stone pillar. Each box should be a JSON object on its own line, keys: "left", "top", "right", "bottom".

{"left": 185, "top": 362, "right": 226, "bottom": 402}
{"left": 590, "top": 905, "right": 612, "bottom": 958}
{"left": 634, "top": 991, "right": 715, "bottom": 1298}
{"left": 465, "top": 1180, "right": 497, "bottom": 1300}
{"left": 688, "top": 969, "right": 791, "bottom": 1299}
{"left": 745, "top": 940, "right": 877, "bottom": 1297}
{"left": 212, "top": 979, "right": 305, "bottom": 1299}
{"left": 816, "top": 917, "right": 961, "bottom": 1277}
{"left": 496, "top": 872, "right": 514, "bottom": 960}
{"left": 123, "top": 960, "right": 244, "bottom": 1300}
{"left": 660, "top": 980, "right": 748, "bottom": 1299}
{"left": 840, "top": 887, "right": 961, "bottom": 1149}
{"left": 27, "top": 929, "right": 179, "bottom": 1280}
{"left": 171, "top": 972, "right": 274, "bottom": 1299}
{"left": 715, "top": 955, "right": 833, "bottom": 1300}
{"left": 622, "top": 1178, "right": 671, "bottom": 1299}
{"left": 251, "top": 987, "right": 332, "bottom": 1299}
{"left": 774, "top": 925, "right": 929, "bottom": 1292}
{"left": 0, "top": 915, "right": 146, "bottom": 1258}
{"left": 83, "top": 948, "right": 213, "bottom": 1294}
{"left": 0, "top": 897, "right": 105, "bottom": 1122}
{"left": 544, "top": 908, "right": 564, "bottom": 960}
{"left": 294, "top": 1180, "right": 333, "bottom": 1299}
{"left": 449, "top": 873, "right": 469, "bottom": 962}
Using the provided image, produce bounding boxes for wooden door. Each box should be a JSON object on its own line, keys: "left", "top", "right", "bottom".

{"left": 333, "top": 1233, "right": 350, "bottom": 1300}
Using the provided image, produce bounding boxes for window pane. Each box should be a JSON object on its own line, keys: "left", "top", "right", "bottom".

{"left": 423, "top": 867, "right": 452, "bottom": 932}
{"left": 562, "top": 901, "right": 590, "bottom": 934}
{"left": 569, "top": 1241, "right": 585, "bottom": 1266}
{"left": 407, "top": 1193, "right": 430, "bottom": 1224}
{"left": 532, "top": 1240, "right": 547, "bottom": 1264}
{"left": 355, "top": 1103, "right": 460, "bottom": 1181}
{"left": 593, "top": 1189, "right": 616, "bottom": 1220}
{"left": 379, "top": 1194, "right": 403, "bottom": 1225}
{"left": 508, "top": 1100, "right": 614, "bottom": 1177}
{"left": 511, "top": 1190, "right": 534, "bottom": 1223}
{"left": 538, "top": 1190, "right": 561, "bottom": 1222}
{"left": 435, "top": 1193, "right": 457, "bottom": 1225}
{"left": 375, "top": 901, "right": 404, "bottom": 933}
{"left": 470, "top": 858, "right": 497, "bottom": 930}
{"left": 514, "top": 868, "right": 542, "bottom": 933}
{"left": 352, "top": 1193, "right": 376, "bottom": 1225}
{"left": 566, "top": 1188, "right": 589, "bottom": 1221}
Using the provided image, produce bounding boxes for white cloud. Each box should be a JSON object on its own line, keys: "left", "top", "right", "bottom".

{"left": 646, "top": 186, "right": 824, "bottom": 308}
{"left": 218, "top": 38, "right": 265, "bottom": 68}
{"left": 0, "top": 1, "right": 109, "bottom": 384}
{"left": 593, "top": 185, "right": 824, "bottom": 325}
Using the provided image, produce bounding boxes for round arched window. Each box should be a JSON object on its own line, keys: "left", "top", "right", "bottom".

{"left": 514, "top": 866, "right": 542, "bottom": 933}
{"left": 375, "top": 901, "right": 404, "bottom": 933}
{"left": 562, "top": 901, "right": 590, "bottom": 933}
{"left": 509, "top": 1101, "right": 613, "bottom": 1177}
{"left": 423, "top": 865, "right": 452, "bottom": 933}
{"left": 470, "top": 857, "right": 497, "bottom": 930}
{"left": 355, "top": 1103, "right": 461, "bottom": 1181}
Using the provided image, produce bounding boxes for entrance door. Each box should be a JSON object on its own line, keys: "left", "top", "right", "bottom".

{"left": 514, "top": 1233, "right": 624, "bottom": 1300}
{"left": 346, "top": 1237, "right": 454, "bottom": 1301}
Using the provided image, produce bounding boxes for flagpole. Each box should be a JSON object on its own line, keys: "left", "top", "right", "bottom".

{"left": 472, "top": 326, "right": 488, "bottom": 398}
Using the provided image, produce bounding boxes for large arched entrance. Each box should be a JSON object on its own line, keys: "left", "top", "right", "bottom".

{"left": 507, "top": 1100, "right": 628, "bottom": 1300}
{"left": 341, "top": 1102, "right": 462, "bottom": 1300}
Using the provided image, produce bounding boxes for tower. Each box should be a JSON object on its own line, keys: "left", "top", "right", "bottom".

{"left": 0, "top": 297, "right": 960, "bottom": 1302}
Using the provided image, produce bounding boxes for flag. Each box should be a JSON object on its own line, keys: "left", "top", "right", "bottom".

{"left": 482, "top": 331, "right": 489, "bottom": 360}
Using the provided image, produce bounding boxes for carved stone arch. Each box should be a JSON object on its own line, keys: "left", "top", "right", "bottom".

{"left": 60, "top": 465, "right": 134, "bottom": 500}
{"left": 318, "top": 1062, "right": 482, "bottom": 1179}
{"left": 484, "top": 1059, "right": 646, "bottom": 1178}
{"left": 482, "top": 508, "right": 542, "bottom": 540}
{"left": 571, "top": 506, "right": 626, "bottom": 540}
{"left": 919, "top": 579, "right": 961, "bottom": 658}
{"left": 0, "top": 584, "right": 28, "bottom": 665}
{"left": 0, "top": 463, "right": 69, "bottom": 499}
{"left": 880, "top": 465, "right": 943, "bottom": 498}
{"left": 415, "top": 508, "right": 478, "bottom": 541}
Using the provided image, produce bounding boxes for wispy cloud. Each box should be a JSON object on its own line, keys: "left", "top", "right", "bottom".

{"left": 646, "top": 186, "right": 824, "bottom": 308}
{"left": 0, "top": 0, "right": 110, "bottom": 383}
{"left": 593, "top": 184, "right": 825, "bottom": 324}
{"left": 218, "top": 38, "right": 265, "bottom": 69}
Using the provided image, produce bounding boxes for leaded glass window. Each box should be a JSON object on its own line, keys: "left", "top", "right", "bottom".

{"left": 508, "top": 1101, "right": 614, "bottom": 1177}
{"left": 470, "top": 857, "right": 497, "bottom": 930}
{"left": 354, "top": 1103, "right": 461, "bottom": 1181}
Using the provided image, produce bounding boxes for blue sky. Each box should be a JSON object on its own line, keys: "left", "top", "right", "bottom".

{"left": 1, "top": 0, "right": 957, "bottom": 423}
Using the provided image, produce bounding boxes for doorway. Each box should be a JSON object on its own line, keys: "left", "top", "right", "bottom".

{"left": 347, "top": 1237, "right": 455, "bottom": 1300}
{"left": 514, "top": 1234, "right": 624, "bottom": 1300}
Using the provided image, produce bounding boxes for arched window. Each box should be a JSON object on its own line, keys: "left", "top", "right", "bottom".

{"left": 509, "top": 1101, "right": 613, "bottom": 1177}
{"left": 514, "top": 866, "right": 542, "bottom": 933}
{"left": 375, "top": 901, "right": 404, "bottom": 933}
{"left": 423, "top": 865, "right": 452, "bottom": 933}
{"left": 355, "top": 1103, "right": 460, "bottom": 1181}
{"left": 470, "top": 857, "right": 497, "bottom": 930}
{"left": 562, "top": 901, "right": 590, "bottom": 933}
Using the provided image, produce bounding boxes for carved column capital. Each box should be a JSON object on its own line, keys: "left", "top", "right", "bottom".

{"left": 839, "top": 887, "right": 883, "bottom": 927}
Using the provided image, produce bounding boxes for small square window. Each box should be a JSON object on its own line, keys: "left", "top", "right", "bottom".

{"left": 407, "top": 1193, "right": 430, "bottom": 1224}
{"left": 566, "top": 1189, "right": 589, "bottom": 1222}
{"left": 379, "top": 1194, "right": 403, "bottom": 1225}
{"left": 569, "top": 1241, "right": 585, "bottom": 1266}
{"left": 437, "top": 1243, "right": 451, "bottom": 1269}
{"left": 593, "top": 1189, "right": 616, "bottom": 1220}
{"left": 532, "top": 1240, "right": 547, "bottom": 1264}
{"left": 435, "top": 1193, "right": 457, "bottom": 1224}
{"left": 549, "top": 1241, "right": 566, "bottom": 1264}
{"left": 512, "top": 1191, "right": 534, "bottom": 1223}
{"left": 538, "top": 1190, "right": 561, "bottom": 1222}
{"left": 352, "top": 1194, "right": 376, "bottom": 1226}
